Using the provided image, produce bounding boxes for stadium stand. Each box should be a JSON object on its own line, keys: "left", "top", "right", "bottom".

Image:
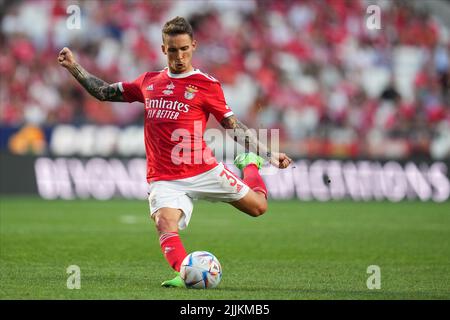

{"left": 1, "top": 0, "right": 449, "bottom": 159}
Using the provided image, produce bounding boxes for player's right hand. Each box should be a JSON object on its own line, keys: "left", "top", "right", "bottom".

{"left": 57, "top": 47, "right": 75, "bottom": 69}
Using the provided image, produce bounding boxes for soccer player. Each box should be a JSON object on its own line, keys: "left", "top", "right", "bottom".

{"left": 58, "top": 16, "right": 292, "bottom": 287}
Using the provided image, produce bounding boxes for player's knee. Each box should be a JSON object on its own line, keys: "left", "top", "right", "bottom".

{"left": 155, "top": 213, "right": 178, "bottom": 233}
{"left": 249, "top": 202, "right": 267, "bottom": 217}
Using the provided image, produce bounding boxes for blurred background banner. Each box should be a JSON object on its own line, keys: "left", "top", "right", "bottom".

{"left": 1, "top": 0, "right": 449, "bottom": 200}
{"left": 1, "top": 153, "right": 449, "bottom": 202}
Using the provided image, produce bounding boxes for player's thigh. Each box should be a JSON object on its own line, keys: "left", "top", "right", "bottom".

{"left": 186, "top": 163, "right": 266, "bottom": 216}
{"left": 188, "top": 163, "right": 249, "bottom": 202}
{"left": 148, "top": 181, "right": 194, "bottom": 231}
{"left": 229, "top": 188, "right": 267, "bottom": 217}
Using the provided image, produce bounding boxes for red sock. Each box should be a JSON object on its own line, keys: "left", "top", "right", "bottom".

{"left": 243, "top": 164, "right": 268, "bottom": 199}
{"left": 159, "top": 231, "right": 187, "bottom": 272}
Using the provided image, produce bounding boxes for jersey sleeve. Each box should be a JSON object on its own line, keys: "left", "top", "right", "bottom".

{"left": 204, "top": 82, "right": 234, "bottom": 122}
{"left": 117, "top": 72, "right": 146, "bottom": 103}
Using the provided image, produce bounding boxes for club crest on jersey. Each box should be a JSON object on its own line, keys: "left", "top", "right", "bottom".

{"left": 184, "top": 85, "right": 198, "bottom": 100}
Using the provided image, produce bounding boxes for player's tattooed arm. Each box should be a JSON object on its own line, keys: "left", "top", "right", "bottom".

{"left": 69, "top": 63, "right": 124, "bottom": 102}
{"left": 221, "top": 115, "right": 293, "bottom": 169}
{"left": 221, "top": 115, "right": 266, "bottom": 155}
{"left": 58, "top": 47, "right": 123, "bottom": 102}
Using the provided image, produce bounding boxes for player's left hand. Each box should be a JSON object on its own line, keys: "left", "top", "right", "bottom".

{"left": 269, "top": 152, "right": 293, "bottom": 169}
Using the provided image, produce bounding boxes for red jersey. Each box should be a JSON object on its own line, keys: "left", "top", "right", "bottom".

{"left": 118, "top": 68, "right": 234, "bottom": 182}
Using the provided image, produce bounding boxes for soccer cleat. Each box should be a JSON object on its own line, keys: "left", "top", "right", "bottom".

{"left": 234, "top": 152, "right": 265, "bottom": 170}
{"left": 161, "top": 272, "right": 185, "bottom": 288}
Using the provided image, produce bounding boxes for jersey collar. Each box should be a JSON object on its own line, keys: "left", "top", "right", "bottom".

{"left": 166, "top": 67, "right": 200, "bottom": 79}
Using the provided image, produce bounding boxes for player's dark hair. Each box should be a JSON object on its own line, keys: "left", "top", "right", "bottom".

{"left": 162, "top": 16, "right": 193, "bottom": 42}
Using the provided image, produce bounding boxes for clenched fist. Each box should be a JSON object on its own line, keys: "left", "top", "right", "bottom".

{"left": 269, "top": 152, "right": 293, "bottom": 169}
{"left": 57, "top": 47, "right": 76, "bottom": 69}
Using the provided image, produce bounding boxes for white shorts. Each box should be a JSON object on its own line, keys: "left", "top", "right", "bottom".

{"left": 148, "top": 162, "right": 250, "bottom": 230}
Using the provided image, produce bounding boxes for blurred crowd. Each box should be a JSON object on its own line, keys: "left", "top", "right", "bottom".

{"left": 1, "top": 0, "right": 449, "bottom": 159}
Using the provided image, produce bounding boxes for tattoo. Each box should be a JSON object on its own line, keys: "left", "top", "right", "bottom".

{"left": 70, "top": 63, "right": 124, "bottom": 102}
{"left": 221, "top": 115, "right": 271, "bottom": 159}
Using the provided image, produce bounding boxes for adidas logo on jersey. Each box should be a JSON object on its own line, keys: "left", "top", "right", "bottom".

{"left": 146, "top": 84, "right": 154, "bottom": 91}
{"left": 163, "top": 82, "right": 175, "bottom": 95}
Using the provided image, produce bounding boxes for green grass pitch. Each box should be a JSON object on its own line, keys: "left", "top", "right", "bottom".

{"left": 0, "top": 197, "right": 449, "bottom": 299}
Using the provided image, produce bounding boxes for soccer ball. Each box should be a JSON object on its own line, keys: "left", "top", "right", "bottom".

{"left": 180, "top": 251, "right": 222, "bottom": 289}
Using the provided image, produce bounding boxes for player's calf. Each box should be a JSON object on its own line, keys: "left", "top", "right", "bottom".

{"left": 232, "top": 152, "right": 268, "bottom": 217}
{"left": 153, "top": 208, "right": 188, "bottom": 272}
